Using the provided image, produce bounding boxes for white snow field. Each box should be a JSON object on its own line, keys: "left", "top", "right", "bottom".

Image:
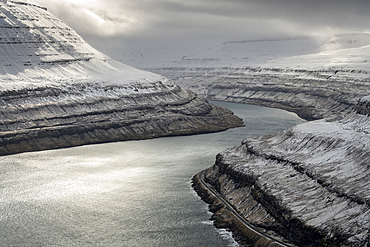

{"left": 264, "top": 33, "right": 370, "bottom": 71}
{"left": 144, "top": 33, "right": 370, "bottom": 71}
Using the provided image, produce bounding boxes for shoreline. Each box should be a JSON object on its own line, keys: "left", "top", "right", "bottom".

{"left": 192, "top": 170, "right": 294, "bottom": 247}
{"left": 0, "top": 101, "right": 243, "bottom": 157}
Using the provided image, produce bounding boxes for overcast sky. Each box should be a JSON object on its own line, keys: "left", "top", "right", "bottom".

{"left": 31, "top": 0, "right": 370, "bottom": 65}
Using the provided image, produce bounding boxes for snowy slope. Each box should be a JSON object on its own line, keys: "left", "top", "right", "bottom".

{"left": 148, "top": 33, "right": 370, "bottom": 71}
{"left": 265, "top": 33, "right": 370, "bottom": 71}
{"left": 0, "top": 0, "right": 165, "bottom": 91}
{"left": 175, "top": 37, "right": 320, "bottom": 68}
{"left": 0, "top": 1, "right": 243, "bottom": 155}
{"left": 320, "top": 33, "right": 370, "bottom": 51}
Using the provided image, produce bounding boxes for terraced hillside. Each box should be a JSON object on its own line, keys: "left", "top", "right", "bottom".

{"left": 0, "top": 1, "right": 243, "bottom": 155}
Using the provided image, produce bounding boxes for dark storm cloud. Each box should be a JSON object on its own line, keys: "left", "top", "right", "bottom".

{"left": 32, "top": 0, "right": 370, "bottom": 40}
{"left": 146, "top": 0, "right": 370, "bottom": 33}
{"left": 124, "top": 0, "right": 370, "bottom": 25}
{"left": 30, "top": 0, "right": 370, "bottom": 64}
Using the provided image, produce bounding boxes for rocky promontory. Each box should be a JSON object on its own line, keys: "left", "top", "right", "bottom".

{"left": 0, "top": 1, "right": 243, "bottom": 155}
{"left": 194, "top": 96, "right": 370, "bottom": 246}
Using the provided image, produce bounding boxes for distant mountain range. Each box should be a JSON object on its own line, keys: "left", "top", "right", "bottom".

{"left": 174, "top": 36, "right": 321, "bottom": 68}
{"left": 135, "top": 33, "right": 370, "bottom": 72}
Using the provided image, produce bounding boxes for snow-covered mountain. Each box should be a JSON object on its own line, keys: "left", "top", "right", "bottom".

{"left": 182, "top": 31, "right": 370, "bottom": 247}
{"left": 0, "top": 0, "right": 159, "bottom": 90}
{"left": 129, "top": 37, "right": 321, "bottom": 69}
{"left": 0, "top": 1, "right": 243, "bottom": 155}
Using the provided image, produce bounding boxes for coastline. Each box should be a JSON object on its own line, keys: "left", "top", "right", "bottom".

{"left": 0, "top": 99, "right": 243, "bottom": 156}
{"left": 192, "top": 170, "right": 294, "bottom": 247}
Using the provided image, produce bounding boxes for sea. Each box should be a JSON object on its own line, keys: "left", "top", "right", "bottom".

{"left": 0, "top": 101, "right": 305, "bottom": 246}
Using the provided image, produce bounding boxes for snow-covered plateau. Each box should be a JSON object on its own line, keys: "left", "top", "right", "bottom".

{"left": 0, "top": 1, "right": 243, "bottom": 155}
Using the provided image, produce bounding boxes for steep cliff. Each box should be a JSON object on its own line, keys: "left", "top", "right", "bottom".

{"left": 194, "top": 96, "right": 370, "bottom": 246}
{"left": 151, "top": 67, "right": 370, "bottom": 121}
{"left": 0, "top": 1, "right": 243, "bottom": 155}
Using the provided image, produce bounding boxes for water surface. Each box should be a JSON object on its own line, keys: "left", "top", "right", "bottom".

{"left": 0, "top": 101, "right": 305, "bottom": 246}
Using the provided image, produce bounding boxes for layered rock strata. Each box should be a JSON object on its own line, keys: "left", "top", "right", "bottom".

{"left": 150, "top": 67, "right": 370, "bottom": 121}
{"left": 0, "top": 82, "right": 243, "bottom": 156}
{"left": 194, "top": 97, "right": 370, "bottom": 246}
{"left": 0, "top": 2, "right": 243, "bottom": 155}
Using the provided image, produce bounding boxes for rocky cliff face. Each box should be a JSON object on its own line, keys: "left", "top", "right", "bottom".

{"left": 150, "top": 67, "right": 370, "bottom": 121}
{"left": 0, "top": 1, "right": 243, "bottom": 155}
{"left": 194, "top": 96, "right": 370, "bottom": 246}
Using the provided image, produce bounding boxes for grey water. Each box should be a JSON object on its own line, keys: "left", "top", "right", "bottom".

{"left": 0, "top": 101, "right": 305, "bottom": 247}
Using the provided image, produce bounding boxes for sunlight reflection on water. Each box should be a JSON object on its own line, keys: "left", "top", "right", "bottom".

{"left": 0, "top": 101, "right": 305, "bottom": 246}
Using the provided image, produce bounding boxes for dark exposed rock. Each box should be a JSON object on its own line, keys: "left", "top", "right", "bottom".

{"left": 192, "top": 172, "right": 291, "bottom": 247}
{"left": 355, "top": 96, "right": 370, "bottom": 116}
